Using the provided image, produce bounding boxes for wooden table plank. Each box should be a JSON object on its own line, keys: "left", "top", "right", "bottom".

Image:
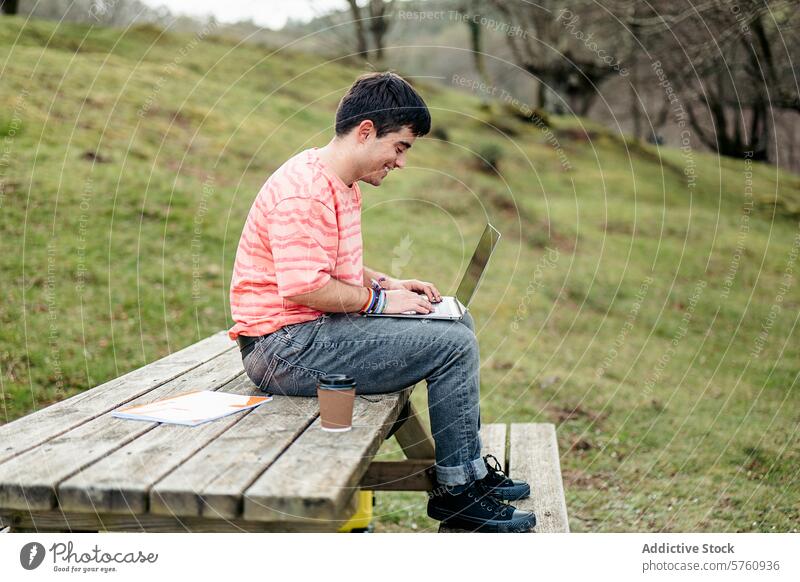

{"left": 150, "top": 391, "right": 320, "bottom": 520}
{"left": 509, "top": 423, "right": 570, "bottom": 533}
{"left": 1, "top": 506, "right": 358, "bottom": 533}
{"left": 243, "top": 388, "right": 411, "bottom": 523}
{"left": 0, "top": 331, "right": 234, "bottom": 465}
{"left": 57, "top": 374, "right": 264, "bottom": 515}
{"left": 0, "top": 348, "right": 244, "bottom": 512}
{"left": 359, "top": 459, "right": 436, "bottom": 491}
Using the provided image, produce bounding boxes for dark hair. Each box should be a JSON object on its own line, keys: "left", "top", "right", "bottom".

{"left": 335, "top": 72, "right": 431, "bottom": 138}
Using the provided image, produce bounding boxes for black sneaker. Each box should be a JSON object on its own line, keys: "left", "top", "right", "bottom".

{"left": 478, "top": 454, "right": 531, "bottom": 501}
{"left": 427, "top": 479, "right": 536, "bottom": 533}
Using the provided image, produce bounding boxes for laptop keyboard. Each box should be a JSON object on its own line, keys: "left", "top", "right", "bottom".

{"left": 402, "top": 297, "right": 460, "bottom": 317}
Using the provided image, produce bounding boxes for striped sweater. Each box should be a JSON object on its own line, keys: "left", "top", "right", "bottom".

{"left": 228, "top": 148, "right": 363, "bottom": 340}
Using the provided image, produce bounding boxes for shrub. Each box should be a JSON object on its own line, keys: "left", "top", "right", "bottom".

{"left": 473, "top": 142, "right": 504, "bottom": 174}
{"left": 430, "top": 126, "right": 449, "bottom": 141}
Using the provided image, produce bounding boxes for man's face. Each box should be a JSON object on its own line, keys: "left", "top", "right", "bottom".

{"left": 358, "top": 125, "right": 417, "bottom": 187}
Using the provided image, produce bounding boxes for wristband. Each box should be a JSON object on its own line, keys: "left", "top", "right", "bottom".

{"left": 359, "top": 288, "right": 374, "bottom": 313}
{"left": 361, "top": 288, "right": 387, "bottom": 314}
{"left": 375, "top": 289, "right": 386, "bottom": 314}
{"left": 367, "top": 287, "right": 380, "bottom": 312}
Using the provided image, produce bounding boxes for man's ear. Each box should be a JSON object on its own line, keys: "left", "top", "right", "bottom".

{"left": 356, "top": 120, "right": 375, "bottom": 144}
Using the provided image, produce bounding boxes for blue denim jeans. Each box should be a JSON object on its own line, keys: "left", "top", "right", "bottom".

{"left": 242, "top": 310, "right": 488, "bottom": 487}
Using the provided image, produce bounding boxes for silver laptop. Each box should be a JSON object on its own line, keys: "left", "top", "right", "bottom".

{"left": 364, "top": 223, "right": 501, "bottom": 320}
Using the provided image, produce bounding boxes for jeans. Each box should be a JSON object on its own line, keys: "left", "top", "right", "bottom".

{"left": 242, "top": 310, "right": 488, "bottom": 487}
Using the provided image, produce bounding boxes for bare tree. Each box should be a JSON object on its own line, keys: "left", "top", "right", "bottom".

{"left": 344, "top": 0, "right": 395, "bottom": 63}
{"left": 459, "top": 0, "right": 493, "bottom": 90}
{"left": 630, "top": 0, "right": 799, "bottom": 162}
{"left": 622, "top": 2, "right": 644, "bottom": 140}
{"left": 489, "top": 0, "right": 620, "bottom": 114}
{"left": 367, "top": 0, "right": 395, "bottom": 63}
{"left": 345, "top": 0, "right": 369, "bottom": 59}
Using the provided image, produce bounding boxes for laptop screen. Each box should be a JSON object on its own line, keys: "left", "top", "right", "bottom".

{"left": 455, "top": 223, "right": 501, "bottom": 307}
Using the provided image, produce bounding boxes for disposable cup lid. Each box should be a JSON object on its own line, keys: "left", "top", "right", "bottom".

{"left": 318, "top": 374, "right": 356, "bottom": 390}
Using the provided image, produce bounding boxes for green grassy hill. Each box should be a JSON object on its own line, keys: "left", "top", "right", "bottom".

{"left": 1, "top": 16, "right": 798, "bottom": 532}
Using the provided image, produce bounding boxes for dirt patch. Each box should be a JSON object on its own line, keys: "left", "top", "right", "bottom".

{"left": 81, "top": 151, "right": 111, "bottom": 163}
{"left": 525, "top": 219, "right": 577, "bottom": 252}
{"left": 481, "top": 187, "right": 517, "bottom": 216}
{"left": 600, "top": 220, "right": 634, "bottom": 235}
{"left": 550, "top": 403, "right": 606, "bottom": 424}
{"left": 489, "top": 358, "right": 514, "bottom": 370}
{"left": 568, "top": 437, "right": 594, "bottom": 452}
{"left": 485, "top": 115, "right": 519, "bottom": 137}
{"left": 562, "top": 468, "right": 613, "bottom": 490}
{"left": 0, "top": 181, "right": 19, "bottom": 195}
{"left": 555, "top": 127, "right": 599, "bottom": 143}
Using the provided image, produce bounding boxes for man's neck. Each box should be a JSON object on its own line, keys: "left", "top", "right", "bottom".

{"left": 317, "top": 140, "right": 358, "bottom": 188}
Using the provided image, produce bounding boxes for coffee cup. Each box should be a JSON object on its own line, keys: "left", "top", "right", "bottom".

{"left": 317, "top": 374, "right": 356, "bottom": 432}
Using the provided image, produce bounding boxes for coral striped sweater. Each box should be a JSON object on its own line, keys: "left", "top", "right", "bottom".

{"left": 228, "top": 148, "right": 363, "bottom": 340}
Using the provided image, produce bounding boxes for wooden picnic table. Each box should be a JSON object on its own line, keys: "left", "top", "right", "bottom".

{"left": 0, "top": 331, "right": 569, "bottom": 533}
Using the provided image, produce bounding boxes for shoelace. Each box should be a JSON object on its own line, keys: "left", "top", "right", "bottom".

{"left": 469, "top": 478, "right": 512, "bottom": 517}
{"left": 484, "top": 454, "right": 511, "bottom": 484}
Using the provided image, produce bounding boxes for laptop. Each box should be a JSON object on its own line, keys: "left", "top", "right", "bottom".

{"left": 364, "top": 223, "right": 501, "bottom": 320}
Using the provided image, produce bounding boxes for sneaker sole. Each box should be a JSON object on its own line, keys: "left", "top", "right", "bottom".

{"left": 428, "top": 506, "right": 537, "bottom": 533}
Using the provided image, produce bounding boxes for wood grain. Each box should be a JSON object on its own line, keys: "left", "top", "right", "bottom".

{"left": 0, "top": 331, "right": 234, "bottom": 465}
{"left": 0, "top": 349, "right": 244, "bottom": 512}
{"left": 509, "top": 423, "right": 570, "bottom": 533}
{"left": 242, "top": 389, "right": 410, "bottom": 523}
{"left": 0, "top": 507, "right": 355, "bottom": 533}
{"left": 150, "top": 389, "right": 320, "bottom": 519}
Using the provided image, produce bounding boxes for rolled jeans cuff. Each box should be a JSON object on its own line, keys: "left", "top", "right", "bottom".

{"left": 434, "top": 456, "right": 488, "bottom": 486}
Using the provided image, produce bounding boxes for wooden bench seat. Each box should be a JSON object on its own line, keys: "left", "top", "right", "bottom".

{"left": 438, "top": 422, "right": 570, "bottom": 533}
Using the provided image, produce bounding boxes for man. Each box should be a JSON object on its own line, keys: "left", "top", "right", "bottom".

{"left": 229, "top": 72, "right": 535, "bottom": 533}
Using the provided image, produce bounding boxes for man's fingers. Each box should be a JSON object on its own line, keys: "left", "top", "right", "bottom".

{"left": 418, "top": 281, "right": 438, "bottom": 302}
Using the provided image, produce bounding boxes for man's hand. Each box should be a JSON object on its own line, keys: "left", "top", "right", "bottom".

{"left": 380, "top": 277, "right": 442, "bottom": 303}
{"left": 382, "top": 289, "right": 435, "bottom": 314}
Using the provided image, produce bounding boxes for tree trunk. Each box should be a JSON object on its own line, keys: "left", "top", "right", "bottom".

{"left": 368, "top": 0, "right": 393, "bottom": 64}
{"left": 630, "top": 65, "right": 641, "bottom": 140}
{"left": 346, "top": 0, "right": 369, "bottom": 60}
{"left": 465, "top": 1, "right": 491, "bottom": 87}
{"left": 628, "top": 13, "right": 642, "bottom": 140}
{"left": 535, "top": 80, "right": 546, "bottom": 111}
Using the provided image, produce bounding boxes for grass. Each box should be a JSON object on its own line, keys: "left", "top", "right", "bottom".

{"left": 1, "top": 16, "right": 798, "bottom": 533}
